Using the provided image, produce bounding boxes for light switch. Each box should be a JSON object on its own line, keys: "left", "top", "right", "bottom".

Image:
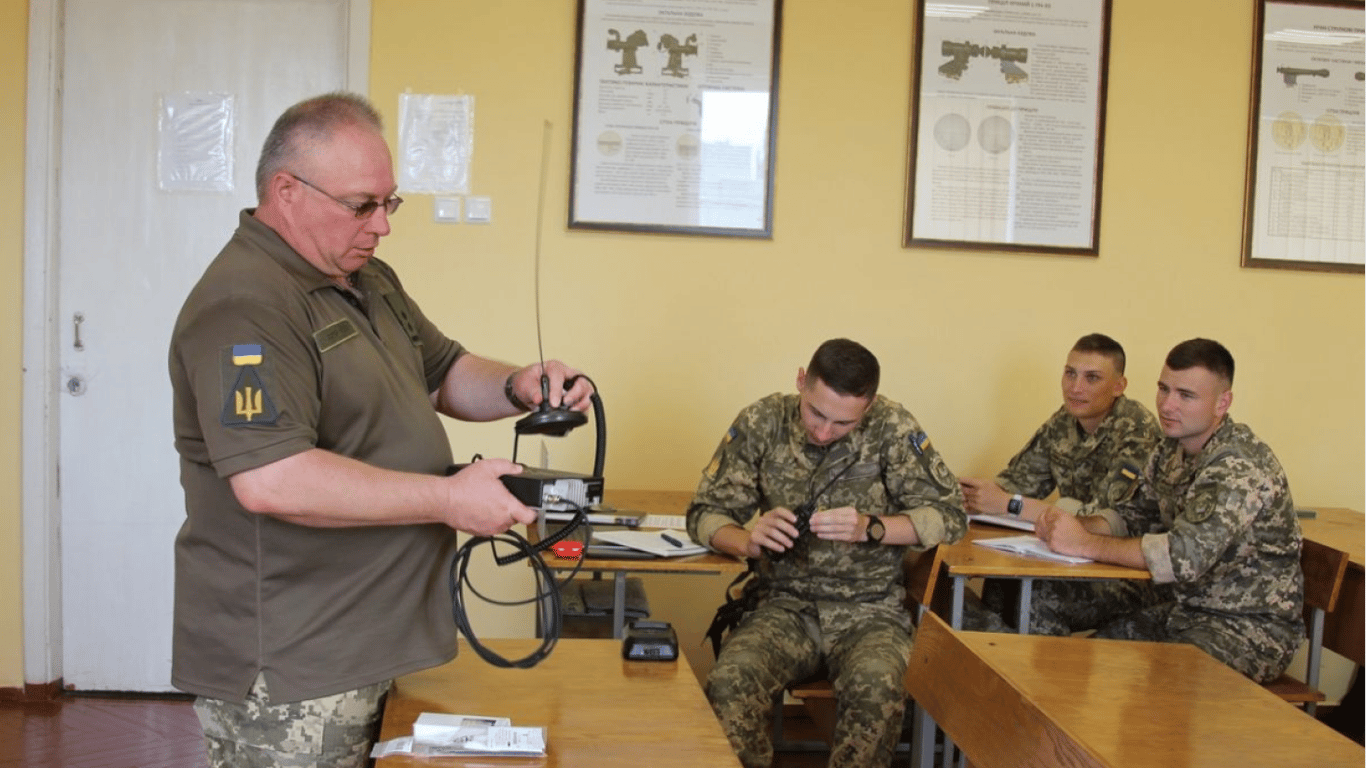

{"left": 434, "top": 197, "right": 461, "bottom": 223}
{"left": 465, "top": 196, "right": 492, "bottom": 224}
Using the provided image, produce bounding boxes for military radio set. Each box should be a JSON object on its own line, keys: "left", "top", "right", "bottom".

{"left": 447, "top": 122, "right": 608, "bottom": 669}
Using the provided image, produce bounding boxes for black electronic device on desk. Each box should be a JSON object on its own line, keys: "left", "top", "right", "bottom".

{"left": 622, "top": 620, "right": 679, "bottom": 661}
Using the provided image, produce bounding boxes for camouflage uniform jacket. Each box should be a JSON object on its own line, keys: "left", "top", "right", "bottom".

{"left": 687, "top": 393, "right": 967, "bottom": 634}
{"left": 996, "top": 395, "right": 1161, "bottom": 509}
{"left": 1090, "top": 416, "right": 1303, "bottom": 633}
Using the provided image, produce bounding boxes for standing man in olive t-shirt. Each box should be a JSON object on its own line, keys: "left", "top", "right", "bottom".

{"left": 168, "top": 92, "right": 595, "bottom": 767}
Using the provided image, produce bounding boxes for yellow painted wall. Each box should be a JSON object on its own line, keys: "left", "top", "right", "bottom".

{"left": 366, "top": 0, "right": 1364, "bottom": 688}
{"left": 1, "top": 0, "right": 28, "bottom": 690}
{"left": 0, "top": 0, "right": 1360, "bottom": 691}
{"left": 368, "top": 0, "right": 1363, "bottom": 503}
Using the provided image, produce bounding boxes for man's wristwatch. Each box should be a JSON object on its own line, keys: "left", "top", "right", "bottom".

{"left": 504, "top": 373, "right": 530, "bottom": 411}
{"left": 864, "top": 514, "right": 885, "bottom": 544}
{"left": 1006, "top": 495, "right": 1024, "bottom": 518}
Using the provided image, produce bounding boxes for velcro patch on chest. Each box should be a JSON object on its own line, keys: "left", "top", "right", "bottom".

{"left": 313, "top": 319, "right": 358, "bottom": 353}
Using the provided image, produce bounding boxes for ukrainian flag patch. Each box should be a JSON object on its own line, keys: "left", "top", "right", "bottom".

{"left": 220, "top": 344, "right": 279, "bottom": 426}
{"left": 232, "top": 344, "right": 263, "bottom": 366}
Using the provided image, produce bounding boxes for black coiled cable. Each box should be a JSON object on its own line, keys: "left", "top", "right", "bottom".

{"left": 448, "top": 505, "right": 590, "bottom": 668}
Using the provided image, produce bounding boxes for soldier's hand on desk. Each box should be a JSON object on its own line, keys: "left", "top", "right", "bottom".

{"left": 443, "top": 459, "right": 538, "bottom": 535}
{"left": 959, "top": 477, "right": 1008, "bottom": 515}
{"left": 809, "top": 506, "right": 862, "bottom": 542}
{"left": 1034, "top": 506, "right": 1090, "bottom": 557}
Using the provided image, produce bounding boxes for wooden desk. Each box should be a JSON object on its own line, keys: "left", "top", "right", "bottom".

{"left": 376, "top": 638, "right": 740, "bottom": 767}
{"left": 906, "top": 612, "right": 1364, "bottom": 768}
{"left": 1301, "top": 507, "right": 1364, "bottom": 665}
{"left": 938, "top": 524, "right": 1152, "bottom": 633}
{"left": 533, "top": 490, "right": 747, "bottom": 638}
{"left": 916, "top": 524, "right": 1153, "bottom": 768}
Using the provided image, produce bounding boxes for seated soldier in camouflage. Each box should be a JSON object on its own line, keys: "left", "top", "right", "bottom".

{"left": 958, "top": 333, "right": 1161, "bottom": 629}
{"left": 1030, "top": 338, "right": 1304, "bottom": 683}
{"left": 960, "top": 332, "right": 1159, "bottom": 523}
{"left": 686, "top": 338, "right": 967, "bottom": 768}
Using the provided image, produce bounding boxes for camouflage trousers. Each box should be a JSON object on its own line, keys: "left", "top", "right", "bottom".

{"left": 193, "top": 673, "right": 391, "bottom": 767}
{"left": 705, "top": 602, "right": 911, "bottom": 768}
{"left": 1029, "top": 579, "right": 1299, "bottom": 683}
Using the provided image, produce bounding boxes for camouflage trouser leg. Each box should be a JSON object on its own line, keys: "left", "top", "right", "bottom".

{"left": 705, "top": 604, "right": 823, "bottom": 768}
{"left": 958, "top": 589, "right": 1014, "bottom": 633}
{"left": 193, "top": 673, "right": 391, "bottom": 768}
{"left": 824, "top": 615, "right": 913, "bottom": 768}
{"left": 1095, "top": 604, "right": 1300, "bottom": 683}
{"left": 1027, "top": 578, "right": 1167, "bottom": 636}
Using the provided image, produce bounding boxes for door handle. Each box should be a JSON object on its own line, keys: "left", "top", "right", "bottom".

{"left": 73, "top": 312, "right": 85, "bottom": 351}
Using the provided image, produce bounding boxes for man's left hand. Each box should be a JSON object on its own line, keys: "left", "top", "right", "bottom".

{"left": 1035, "top": 506, "right": 1090, "bottom": 557}
{"left": 510, "top": 360, "right": 594, "bottom": 411}
{"left": 809, "top": 506, "right": 863, "bottom": 542}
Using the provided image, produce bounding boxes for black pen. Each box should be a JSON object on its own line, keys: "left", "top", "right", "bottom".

{"left": 661, "top": 532, "right": 686, "bottom": 548}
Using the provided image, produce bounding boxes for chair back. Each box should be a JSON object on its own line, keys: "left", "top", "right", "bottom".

{"left": 1262, "top": 537, "right": 1351, "bottom": 713}
{"left": 1300, "top": 537, "right": 1348, "bottom": 618}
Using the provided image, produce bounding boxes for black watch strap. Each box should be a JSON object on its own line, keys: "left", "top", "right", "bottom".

{"left": 865, "top": 514, "right": 885, "bottom": 544}
{"left": 504, "top": 373, "right": 529, "bottom": 411}
{"left": 1007, "top": 495, "right": 1024, "bottom": 518}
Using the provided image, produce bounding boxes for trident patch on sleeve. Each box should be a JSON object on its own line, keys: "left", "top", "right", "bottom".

{"left": 220, "top": 344, "right": 279, "bottom": 426}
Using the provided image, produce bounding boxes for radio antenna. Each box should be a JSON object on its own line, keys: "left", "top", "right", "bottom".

{"left": 532, "top": 119, "right": 551, "bottom": 373}
{"left": 514, "top": 121, "right": 588, "bottom": 437}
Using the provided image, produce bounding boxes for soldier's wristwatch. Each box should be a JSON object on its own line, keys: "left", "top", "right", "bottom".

{"left": 865, "top": 514, "right": 886, "bottom": 544}
{"left": 1007, "top": 495, "right": 1024, "bottom": 518}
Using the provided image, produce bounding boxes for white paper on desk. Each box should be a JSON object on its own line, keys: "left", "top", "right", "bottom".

{"left": 973, "top": 535, "right": 1092, "bottom": 564}
{"left": 414, "top": 726, "right": 547, "bottom": 756}
{"left": 593, "top": 529, "right": 708, "bottom": 557}
{"left": 412, "top": 712, "right": 510, "bottom": 745}
{"left": 969, "top": 514, "right": 1035, "bottom": 532}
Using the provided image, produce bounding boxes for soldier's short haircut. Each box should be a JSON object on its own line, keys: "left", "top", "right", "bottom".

{"left": 1071, "top": 332, "right": 1127, "bottom": 374}
{"left": 807, "top": 338, "right": 880, "bottom": 399}
{"left": 256, "top": 91, "right": 385, "bottom": 200}
{"left": 1166, "top": 338, "right": 1235, "bottom": 387}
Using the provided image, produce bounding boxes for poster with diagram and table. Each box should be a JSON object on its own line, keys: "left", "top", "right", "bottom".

{"left": 906, "top": 0, "right": 1112, "bottom": 254}
{"left": 569, "top": 0, "right": 781, "bottom": 237}
{"left": 1242, "top": 0, "right": 1365, "bottom": 273}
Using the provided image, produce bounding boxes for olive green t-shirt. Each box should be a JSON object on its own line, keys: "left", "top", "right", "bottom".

{"left": 169, "top": 210, "right": 464, "bottom": 704}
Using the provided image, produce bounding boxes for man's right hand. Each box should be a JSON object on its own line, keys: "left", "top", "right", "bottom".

{"left": 748, "top": 507, "right": 804, "bottom": 556}
{"left": 959, "top": 477, "right": 1009, "bottom": 515}
{"left": 442, "top": 459, "right": 537, "bottom": 535}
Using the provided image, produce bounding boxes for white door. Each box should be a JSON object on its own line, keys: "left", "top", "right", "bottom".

{"left": 53, "top": 0, "right": 359, "bottom": 691}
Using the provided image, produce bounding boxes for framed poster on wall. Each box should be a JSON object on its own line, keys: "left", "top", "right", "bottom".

{"left": 568, "top": 0, "right": 782, "bottom": 238}
{"left": 1242, "top": 0, "right": 1364, "bottom": 273}
{"left": 904, "top": 0, "right": 1112, "bottom": 254}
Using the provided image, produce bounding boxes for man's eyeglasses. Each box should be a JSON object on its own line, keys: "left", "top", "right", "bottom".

{"left": 289, "top": 173, "right": 403, "bottom": 218}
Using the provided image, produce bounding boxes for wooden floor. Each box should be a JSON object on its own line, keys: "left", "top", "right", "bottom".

{"left": 0, "top": 694, "right": 206, "bottom": 768}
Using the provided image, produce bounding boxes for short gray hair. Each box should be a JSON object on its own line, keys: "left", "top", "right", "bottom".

{"left": 255, "top": 92, "right": 383, "bottom": 200}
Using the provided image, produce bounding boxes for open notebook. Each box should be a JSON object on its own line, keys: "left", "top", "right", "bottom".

{"left": 592, "top": 529, "right": 707, "bottom": 557}
{"left": 972, "top": 534, "right": 1092, "bottom": 564}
